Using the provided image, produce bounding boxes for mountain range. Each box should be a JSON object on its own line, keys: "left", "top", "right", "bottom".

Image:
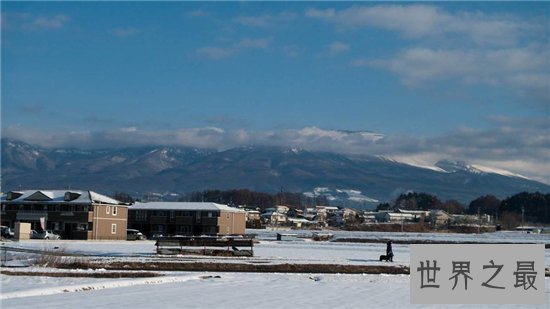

{"left": 1, "top": 139, "right": 548, "bottom": 204}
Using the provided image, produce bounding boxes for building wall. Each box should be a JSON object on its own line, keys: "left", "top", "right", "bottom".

{"left": 90, "top": 205, "right": 128, "bottom": 240}
{"left": 218, "top": 211, "right": 246, "bottom": 235}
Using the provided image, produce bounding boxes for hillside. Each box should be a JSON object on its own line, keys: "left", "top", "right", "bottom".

{"left": 1, "top": 139, "right": 548, "bottom": 203}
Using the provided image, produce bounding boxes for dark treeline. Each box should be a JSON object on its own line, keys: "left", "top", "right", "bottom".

{"left": 376, "top": 191, "right": 550, "bottom": 224}
{"left": 178, "top": 189, "right": 328, "bottom": 211}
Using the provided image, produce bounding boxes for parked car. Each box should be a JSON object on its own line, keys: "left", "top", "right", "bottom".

{"left": 151, "top": 233, "right": 164, "bottom": 240}
{"left": 126, "top": 229, "right": 146, "bottom": 240}
{"left": 31, "top": 230, "right": 61, "bottom": 240}
{"left": 1, "top": 226, "right": 14, "bottom": 238}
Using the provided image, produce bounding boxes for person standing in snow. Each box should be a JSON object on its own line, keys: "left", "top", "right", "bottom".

{"left": 386, "top": 240, "right": 394, "bottom": 262}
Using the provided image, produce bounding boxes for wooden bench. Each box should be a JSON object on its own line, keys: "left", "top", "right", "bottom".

{"left": 155, "top": 236, "right": 254, "bottom": 256}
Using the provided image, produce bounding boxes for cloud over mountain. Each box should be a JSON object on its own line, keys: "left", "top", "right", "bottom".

{"left": 3, "top": 119, "right": 549, "bottom": 184}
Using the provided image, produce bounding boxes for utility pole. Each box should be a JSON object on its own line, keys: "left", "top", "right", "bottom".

{"left": 477, "top": 207, "right": 481, "bottom": 234}
{"left": 521, "top": 205, "right": 525, "bottom": 230}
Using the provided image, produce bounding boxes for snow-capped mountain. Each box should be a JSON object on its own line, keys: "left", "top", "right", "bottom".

{"left": 304, "top": 187, "right": 380, "bottom": 208}
{"left": 2, "top": 139, "right": 548, "bottom": 203}
{"left": 434, "top": 160, "right": 529, "bottom": 179}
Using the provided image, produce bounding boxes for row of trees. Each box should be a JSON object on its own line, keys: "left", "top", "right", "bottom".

{"left": 178, "top": 189, "right": 329, "bottom": 211}
{"left": 376, "top": 191, "right": 550, "bottom": 224}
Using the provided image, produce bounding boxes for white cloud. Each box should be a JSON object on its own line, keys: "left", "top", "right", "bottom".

{"left": 197, "top": 37, "right": 272, "bottom": 60}
{"left": 237, "top": 38, "right": 271, "bottom": 49}
{"left": 326, "top": 41, "right": 350, "bottom": 56}
{"left": 366, "top": 46, "right": 549, "bottom": 101}
{"left": 4, "top": 116, "right": 549, "bottom": 183}
{"left": 196, "top": 46, "right": 236, "bottom": 60}
{"left": 282, "top": 44, "right": 303, "bottom": 57}
{"left": 24, "top": 14, "right": 70, "bottom": 30}
{"left": 306, "top": 5, "right": 534, "bottom": 46}
{"left": 234, "top": 11, "right": 297, "bottom": 28}
{"left": 112, "top": 27, "right": 137, "bottom": 37}
{"left": 185, "top": 10, "right": 209, "bottom": 18}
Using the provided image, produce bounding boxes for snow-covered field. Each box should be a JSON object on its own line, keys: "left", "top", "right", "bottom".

{"left": 1, "top": 230, "right": 549, "bottom": 308}
{"left": 3, "top": 230, "right": 549, "bottom": 266}
{"left": 2, "top": 272, "right": 549, "bottom": 308}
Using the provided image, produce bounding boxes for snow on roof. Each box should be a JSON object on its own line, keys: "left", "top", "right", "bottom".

{"left": 1, "top": 190, "right": 124, "bottom": 205}
{"left": 397, "top": 209, "right": 429, "bottom": 214}
{"left": 386, "top": 213, "right": 415, "bottom": 218}
{"left": 89, "top": 191, "right": 124, "bottom": 205}
{"left": 288, "top": 218, "right": 313, "bottom": 223}
{"left": 130, "top": 202, "right": 245, "bottom": 213}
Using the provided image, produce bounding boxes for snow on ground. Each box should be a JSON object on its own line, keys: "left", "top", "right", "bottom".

{"left": 249, "top": 229, "right": 550, "bottom": 244}
{"left": 2, "top": 230, "right": 549, "bottom": 308}
{"left": 2, "top": 230, "right": 549, "bottom": 266}
{"left": 1, "top": 272, "right": 549, "bottom": 309}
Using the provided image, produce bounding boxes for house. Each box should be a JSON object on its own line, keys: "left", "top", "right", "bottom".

{"left": 128, "top": 202, "right": 246, "bottom": 237}
{"left": 245, "top": 210, "right": 261, "bottom": 228}
{"left": 314, "top": 206, "right": 339, "bottom": 224}
{"left": 261, "top": 211, "right": 287, "bottom": 225}
{"left": 396, "top": 209, "right": 429, "bottom": 221}
{"left": 287, "top": 217, "right": 315, "bottom": 228}
{"left": 363, "top": 211, "right": 378, "bottom": 223}
{"left": 451, "top": 214, "right": 492, "bottom": 225}
{"left": 374, "top": 210, "right": 393, "bottom": 222}
{"left": 275, "top": 205, "right": 290, "bottom": 214}
{"left": 1, "top": 190, "right": 128, "bottom": 240}
{"left": 429, "top": 210, "right": 451, "bottom": 226}
{"left": 342, "top": 208, "right": 360, "bottom": 223}
{"left": 380, "top": 212, "right": 416, "bottom": 223}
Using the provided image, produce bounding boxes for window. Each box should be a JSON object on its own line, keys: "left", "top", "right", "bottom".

{"left": 111, "top": 223, "right": 117, "bottom": 234}
{"left": 136, "top": 210, "right": 147, "bottom": 221}
{"left": 113, "top": 206, "right": 117, "bottom": 216}
{"left": 76, "top": 223, "right": 88, "bottom": 231}
{"left": 204, "top": 226, "right": 217, "bottom": 235}
{"left": 178, "top": 226, "right": 191, "bottom": 234}
{"left": 106, "top": 206, "right": 110, "bottom": 214}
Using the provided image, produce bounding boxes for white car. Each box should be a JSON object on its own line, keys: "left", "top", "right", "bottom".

{"left": 126, "top": 229, "right": 146, "bottom": 240}
{"left": 31, "top": 230, "right": 61, "bottom": 240}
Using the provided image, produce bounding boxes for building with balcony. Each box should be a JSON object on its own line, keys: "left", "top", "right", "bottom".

{"left": 127, "top": 202, "right": 246, "bottom": 237}
{"left": 0, "top": 190, "right": 128, "bottom": 240}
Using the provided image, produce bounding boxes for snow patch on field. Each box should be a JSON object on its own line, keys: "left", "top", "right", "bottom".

{"left": 1, "top": 274, "right": 198, "bottom": 300}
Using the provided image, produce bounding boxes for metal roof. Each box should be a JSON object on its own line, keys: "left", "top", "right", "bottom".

{"left": 1, "top": 190, "right": 124, "bottom": 205}
{"left": 130, "top": 202, "right": 245, "bottom": 213}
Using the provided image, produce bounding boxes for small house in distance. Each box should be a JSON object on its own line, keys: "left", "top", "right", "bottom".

{"left": 1, "top": 190, "right": 128, "bottom": 240}
{"left": 127, "top": 202, "right": 246, "bottom": 237}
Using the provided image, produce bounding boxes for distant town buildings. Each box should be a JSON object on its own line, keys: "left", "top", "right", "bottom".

{"left": 1, "top": 188, "right": 500, "bottom": 240}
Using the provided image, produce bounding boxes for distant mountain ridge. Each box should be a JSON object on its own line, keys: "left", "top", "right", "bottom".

{"left": 1, "top": 139, "right": 548, "bottom": 204}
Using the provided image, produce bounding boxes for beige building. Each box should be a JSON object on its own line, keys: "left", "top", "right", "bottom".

{"left": 128, "top": 202, "right": 246, "bottom": 237}
{"left": 1, "top": 190, "right": 128, "bottom": 240}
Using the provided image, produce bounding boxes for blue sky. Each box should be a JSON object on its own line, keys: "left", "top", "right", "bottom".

{"left": 1, "top": 2, "right": 549, "bottom": 182}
